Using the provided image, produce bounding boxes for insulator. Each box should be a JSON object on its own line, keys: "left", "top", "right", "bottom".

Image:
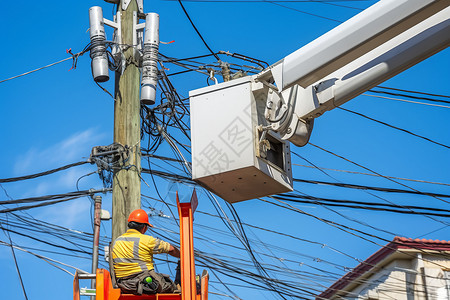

{"left": 140, "top": 13, "right": 160, "bottom": 105}
{"left": 89, "top": 6, "right": 109, "bottom": 83}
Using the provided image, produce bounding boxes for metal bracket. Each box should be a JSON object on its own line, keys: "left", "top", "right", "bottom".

{"left": 123, "top": 0, "right": 144, "bottom": 13}
{"left": 133, "top": 11, "right": 146, "bottom": 63}
{"left": 122, "top": 0, "right": 132, "bottom": 10}
{"left": 137, "top": 0, "right": 144, "bottom": 13}
{"left": 133, "top": 11, "right": 146, "bottom": 49}
{"left": 102, "top": 13, "right": 123, "bottom": 73}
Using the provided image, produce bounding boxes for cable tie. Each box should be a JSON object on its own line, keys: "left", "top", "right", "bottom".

{"left": 66, "top": 48, "right": 82, "bottom": 72}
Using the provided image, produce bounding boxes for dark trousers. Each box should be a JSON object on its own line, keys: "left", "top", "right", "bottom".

{"left": 117, "top": 269, "right": 177, "bottom": 295}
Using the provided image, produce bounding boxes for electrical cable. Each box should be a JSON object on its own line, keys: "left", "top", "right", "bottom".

{"left": 376, "top": 85, "right": 450, "bottom": 99}
{"left": 264, "top": 0, "right": 343, "bottom": 22}
{"left": 144, "top": 192, "right": 450, "bottom": 298}
{"left": 293, "top": 163, "right": 450, "bottom": 187}
{"left": 308, "top": 143, "right": 450, "bottom": 207}
{"left": 149, "top": 192, "right": 450, "bottom": 288}
{"left": 337, "top": 107, "right": 450, "bottom": 150}
{"left": 261, "top": 197, "right": 450, "bottom": 267}
{"left": 274, "top": 194, "right": 450, "bottom": 218}
{"left": 362, "top": 93, "right": 450, "bottom": 109}
{"left": 367, "top": 89, "right": 450, "bottom": 104}
{"left": 147, "top": 196, "right": 384, "bottom": 293}
{"left": 293, "top": 178, "right": 450, "bottom": 199}
{"left": 0, "top": 161, "right": 89, "bottom": 183}
{"left": 0, "top": 241, "right": 88, "bottom": 276}
{"left": 293, "top": 148, "right": 450, "bottom": 248}
{"left": 176, "top": 0, "right": 220, "bottom": 60}
{"left": 95, "top": 81, "right": 115, "bottom": 99}
{"left": 0, "top": 197, "right": 81, "bottom": 214}
{"left": 143, "top": 158, "right": 179, "bottom": 226}
{"left": 0, "top": 189, "right": 111, "bottom": 206}
{"left": 0, "top": 56, "right": 75, "bottom": 84}
{"left": 0, "top": 221, "right": 29, "bottom": 300}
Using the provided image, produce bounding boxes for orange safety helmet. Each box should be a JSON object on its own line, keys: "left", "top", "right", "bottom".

{"left": 128, "top": 209, "right": 153, "bottom": 227}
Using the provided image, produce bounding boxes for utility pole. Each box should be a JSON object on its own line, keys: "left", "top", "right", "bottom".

{"left": 91, "top": 195, "right": 102, "bottom": 300}
{"left": 112, "top": 0, "right": 142, "bottom": 241}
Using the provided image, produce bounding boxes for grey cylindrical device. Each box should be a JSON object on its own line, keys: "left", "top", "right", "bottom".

{"left": 140, "top": 13, "right": 160, "bottom": 105}
{"left": 89, "top": 6, "right": 109, "bottom": 82}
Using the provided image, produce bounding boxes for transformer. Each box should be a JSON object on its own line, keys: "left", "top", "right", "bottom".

{"left": 190, "top": 76, "right": 293, "bottom": 203}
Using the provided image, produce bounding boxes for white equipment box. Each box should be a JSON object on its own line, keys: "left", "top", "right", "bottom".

{"left": 190, "top": 76, "right": 293, "bottom": 203}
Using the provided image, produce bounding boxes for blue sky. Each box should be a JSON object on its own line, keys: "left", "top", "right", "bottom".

{"left": 1, "top": 1, "right": 449, "bottom": 299}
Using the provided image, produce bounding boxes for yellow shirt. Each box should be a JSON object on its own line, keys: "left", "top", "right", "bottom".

{"left": 112, "top": 229, "right": 171, "bottom": 278}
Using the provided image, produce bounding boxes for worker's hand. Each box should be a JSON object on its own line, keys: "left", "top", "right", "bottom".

{"left": 168, "top": 245, "right": 180, "bottom": 258}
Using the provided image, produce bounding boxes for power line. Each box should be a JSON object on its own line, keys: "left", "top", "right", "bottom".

{"left": 0, "top": 189, "right": 110, "bottom": 206}
{"left": 146, "top": 193, "right": 431, "bottom": 293}
{"left": 0, "top": 222, "right": 29, "bottom": 300}
{"left": 363, "top": 93, "right": 450, "bottom": 109}
{"left": 376, "top": 85, "right": 450, "bottom": 99}
{"left": 142, "top": 156, "right": 450, "bottom": 200}
{"left": 293, "top": 164, "right": 450, "bottom": 187}
{"left": 273, "top": 194, "right": 450, "bottom": 218}
{"left": 264, "top": 0, "right": 343, "bottom": 22}
{"left": 337, "top": 107, "right": 450, "bottom": 150}
{"left": 176, "top": 0, "right": 220, "bottom": 60}
{"left": 367, "top": 89, "right": 450, "bottom": 104}
{"left": 293, "top": 178, "right": 450, "bottom": 198}
{"left": 308, "top": 143, "right": 450, "bottom": 208}
{"left": 0, "top": 189, "right": 111, "bottom": 213}
{"left": 262, "top": 197, "right": 450, "bottom": 265}
{"left": 0, "top": 241, "right": 88, "bottom": 277}
{"left": 0, "top": 50, "right": 87, "bottom": 84}
{"left": 0, "top": 161, "right": 89, "bottom": 183}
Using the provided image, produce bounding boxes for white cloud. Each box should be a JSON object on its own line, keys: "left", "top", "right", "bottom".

{"left": 9, "top": 127, "right": 108, "bottom": 199}
{"left": 36, "top": 197, "right": 92, "bottom": 229}
{"left": 13, "top": 128, "right": 107, "bottom": 175}
{"left": 24, "top": 166, "right": 97, "bottom": 197}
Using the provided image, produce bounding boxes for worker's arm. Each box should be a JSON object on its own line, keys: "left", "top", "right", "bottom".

{"left": 168, "top": 244, "right": 180, "bottom": 258}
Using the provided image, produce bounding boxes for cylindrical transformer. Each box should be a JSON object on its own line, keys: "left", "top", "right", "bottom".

{"left": 140, "top": 13, "right": 160, "bottom": 105}
{"left": 89, "top": 6, "right": 109, "bottom": 82}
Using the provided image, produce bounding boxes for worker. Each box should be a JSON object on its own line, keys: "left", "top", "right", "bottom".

{"left": 112, "top": 209, "right": 181, "bottom": 295}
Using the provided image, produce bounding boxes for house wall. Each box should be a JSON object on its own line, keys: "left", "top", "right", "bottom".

{"left": 416, "top": 254, "right": 450, "bottom": 300}
{"left": 335, "top": 254, "right": 450, "bottom": 300}
{"left": 336, "top": 260, "right": 412, "bottom": 300}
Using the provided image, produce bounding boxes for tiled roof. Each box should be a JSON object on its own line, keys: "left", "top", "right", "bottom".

{"left": 394, "top": 236, "right": 450, "bottom": 250}
{"left": 317, "top": 236, "right": 450, "bottom": 299}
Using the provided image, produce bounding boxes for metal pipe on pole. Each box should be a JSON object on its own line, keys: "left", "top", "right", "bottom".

{"left": 112, "top": 0, "right": 142, "bottom": 241}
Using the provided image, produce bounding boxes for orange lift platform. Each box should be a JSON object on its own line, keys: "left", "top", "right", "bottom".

{"left": 74, "top": 190, "right": 209, "bottom": 300}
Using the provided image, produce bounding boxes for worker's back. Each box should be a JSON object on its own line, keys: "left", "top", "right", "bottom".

{"left": 113, "top": 228, "right": 171, "bottom": 278}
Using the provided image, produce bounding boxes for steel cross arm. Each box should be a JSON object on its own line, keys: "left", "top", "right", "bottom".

{"left": 261, "top": 0, "right": 449, "bottom": 92}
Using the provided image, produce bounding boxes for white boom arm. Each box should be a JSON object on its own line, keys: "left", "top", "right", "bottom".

{"left": 267, "top": 0, "right": 448, "bottom": 90}
{"left": 259, "top": 0, "right": 450, "bottom": 146}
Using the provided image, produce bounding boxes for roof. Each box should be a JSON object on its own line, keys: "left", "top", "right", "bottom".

{"left": 317, "top": 236, "right": 450, "bottom": 299}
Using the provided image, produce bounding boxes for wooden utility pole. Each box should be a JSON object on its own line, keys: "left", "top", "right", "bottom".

{"left": 112, "top": 0, "right": 141, "bottom": 241}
